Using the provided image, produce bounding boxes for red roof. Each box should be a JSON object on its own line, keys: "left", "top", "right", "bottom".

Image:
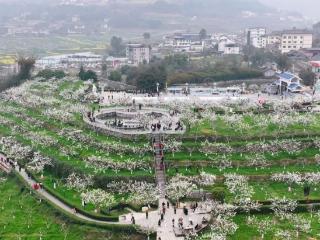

{"left": 310, "top": 61, "right": 320, "bottom": 68}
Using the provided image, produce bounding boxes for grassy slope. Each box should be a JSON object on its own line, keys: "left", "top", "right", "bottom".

{"left": 0, "top": 174, "right": 144, "bottom": 240}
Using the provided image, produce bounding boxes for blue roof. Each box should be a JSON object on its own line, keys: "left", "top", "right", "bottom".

{"left": 277, "top": 72, "right": 295, "bottom": 80}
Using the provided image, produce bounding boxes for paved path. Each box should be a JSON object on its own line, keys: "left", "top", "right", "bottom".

{"left": 153, "top": 133, "right": 166, "bottom": 198}
{"left": 15, "top": 164, "right": 209, "bottom": 240}
{"left": 8, "top": 146, "right": 210, "bottom": 240}
{"left": 84, "top": 107, "right": 185, "bottom": 136}
{"left": 119, "top": 201, "right": 210, "bottom": 240}
{"left": 14, "top": 165, "right": 119, "bottom": 225}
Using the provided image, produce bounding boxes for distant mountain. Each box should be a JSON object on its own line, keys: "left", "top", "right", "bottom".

{"left": 0, "top": 0, "right": 312, "bottom": 33}
{"left": 103, "top": 0, "right": 311, "bottom": 32}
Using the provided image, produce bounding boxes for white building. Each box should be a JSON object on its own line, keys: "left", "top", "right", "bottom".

{"left": 218, "top": 36, "right": 240, "bottom": 55}
{"left": 224, "top": 44, "right": 240, "bottom": 55}
{"left": 36, "top": 52, "right": 102, "bottom": 69}
{"left": 162, "top": 33, "right": 206, "bottom": 53}
{"left": 105, "top": 57, "right": 128, "bottom": 69}
{"left": 245, "top": 27, "right": 267, "bottom": 48}
{"left": 266, "top": 32, "right": 282, "bottom": 46}
{"left": 126, "top": 44, "right": 151, "bottom": 66}
{"left": 279, "top": 29, "right": 313, "bottom": 54}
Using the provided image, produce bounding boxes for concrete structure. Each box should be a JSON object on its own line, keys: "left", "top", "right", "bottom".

{"left": 263, "top": 69, "right": 276, "bottom": 78}
{"left": 280, "top": 29, "right": 313, "bottom": 53}
{"left": 163, "top": 33, "right": 201, "bottom": 47}
{"left": 162, "top": 33, "right": 207, "bottom": 53}
{"left": 245, "top": 27, "right": 267, "bottom": 48}
{"left": 223, "top": 43, "right": 240, "bottom": 55}
{"left": 105, "top": 56, "right": 128, "bottom": 69}
{"left": 126, "top": 43, "right": 151, "bottom": 66}
{"left": 36, "top": 52, "right": 102, "bottom": 69}
{"left": 218, "top": 36, "right": 240, "bottom": 55}
{"left": 266, "top": 32, "right": 282, "bottom": 46}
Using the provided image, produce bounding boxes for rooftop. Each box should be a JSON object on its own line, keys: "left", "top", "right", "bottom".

{"left": 281, "top": 29, "right": 313, "bottom": 35}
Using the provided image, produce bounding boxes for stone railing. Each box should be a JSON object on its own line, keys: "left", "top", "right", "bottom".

{"left": 84, "top": 107, "right": 185, "bottom": 139}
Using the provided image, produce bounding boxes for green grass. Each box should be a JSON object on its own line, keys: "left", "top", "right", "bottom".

{"left": 188, "top": 114, "right": 320, "bottom": 139}
{"left": 0, "top": 174, "right": 144, "bottom": 240}
{"left": 204, "top": 181, "right": 320, "bottom": 203}
{"left": 232, "top": 213, "right": 320, "bottom": 240}
{"left": 35, "top": 171, "right": 131, "bottom": 217}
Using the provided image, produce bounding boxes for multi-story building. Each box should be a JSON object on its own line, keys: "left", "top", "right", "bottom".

{"left": 245, "top": 27, "right": 267, "bottom": 48}
{"left": 218, "top": 36, "right": 240, "bottom": 55}
{"left": 280, "top": 29, "right": 313, "bottom": 53}
{"left": 266, "top": 32, "right": 282, "bottom": 46}
{"left": 126, "top": 44, "right": 150, "bottom": 66}
{"left": 162, "top": 33, "right": 206, "bottom": 53}
{"left": 35, "top": 52, "right": 102, "bottom": 69}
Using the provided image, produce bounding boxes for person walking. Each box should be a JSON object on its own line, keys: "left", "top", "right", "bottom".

{"left": 146, "top": 210, "right": 149, "bottom": 219}
{"left": 172, "top": 218, "right": 175, "bottom": 227}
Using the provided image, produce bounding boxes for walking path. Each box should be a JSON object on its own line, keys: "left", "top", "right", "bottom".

{"left": 153, "top": 133, "right": 166, "bottom": 198}
{"left": 12, "top": 163, "right": 209, "bottom": 240}
{"left": 14, "top": 165, "right": 118, "bottom": 225}
{"left": 120, "top": 133, "right": 210, "bottom": 240}
{"left": 3, "top": 141, "right": 209, "bottom": 240}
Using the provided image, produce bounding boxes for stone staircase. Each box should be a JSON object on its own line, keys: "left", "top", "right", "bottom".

{"left": 153, "top": 134, "right": 166, "bottom": 198}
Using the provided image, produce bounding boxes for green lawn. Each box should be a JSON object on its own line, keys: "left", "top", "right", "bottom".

{"left": 232, "top": 213, "right": 320, "bottom": 240}
{"left": 0, "top": 174, "right": 145, "bottom": 240}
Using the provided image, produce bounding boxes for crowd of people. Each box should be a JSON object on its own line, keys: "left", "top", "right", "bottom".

{"left": 151, "top": 120, "right": 183, "bottom": 132}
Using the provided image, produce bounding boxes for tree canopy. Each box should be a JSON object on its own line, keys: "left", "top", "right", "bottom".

{"left": 199, "top": 28, "right": 207, "bottom": 40}
{"left": 37, "top": 69, "right": 66, "bottom": 80}
{"left": 109, "top": 70, "right": 122, "bottom": 82}
{"left": 109, "top": 36, "right": 126, "bottom": 57}
{"left": 79, "top": 66, "right": 98, "bottom": 82}
{"left": 299, "top": 69, "right": 316, "bottom": 87}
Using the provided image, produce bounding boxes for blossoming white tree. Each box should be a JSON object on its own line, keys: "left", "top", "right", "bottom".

{"left": 166, "top": 174, "right": 197, "bottom": 203}
{"left": 65, "top": 173, "right": 93, "bottom": 192}
{"left": 80, "top": 189, "right": 115, "bottom": 212}
{"left": 26, "top": 152, "right": 53, "bottom": 174}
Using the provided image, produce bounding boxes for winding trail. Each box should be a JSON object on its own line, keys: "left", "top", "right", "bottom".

{"left": 14, "top": 165, "right": 119, "bottom": 225}
{"left": 6, "top": 136, "right": 207, "bottom": 240}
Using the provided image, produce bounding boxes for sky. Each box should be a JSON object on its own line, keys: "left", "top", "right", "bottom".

{"left": 259, "top": 0, "right": 320, "bottom": 20}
